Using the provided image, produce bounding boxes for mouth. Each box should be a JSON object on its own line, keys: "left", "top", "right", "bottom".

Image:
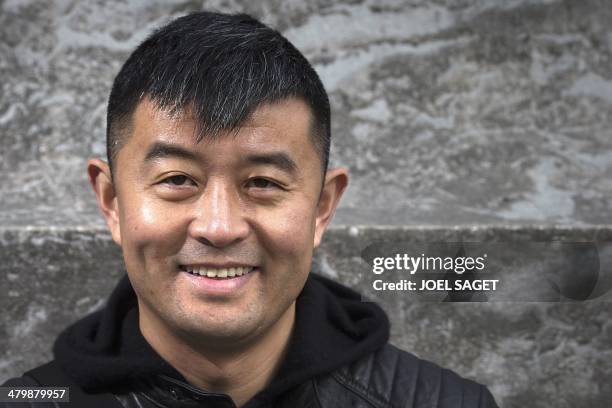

{"left": 178, "top": 265, "right": 256, "bottom": 279}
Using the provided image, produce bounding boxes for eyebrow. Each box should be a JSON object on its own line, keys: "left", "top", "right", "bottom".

{"left": 144, "top": 142, "right": 199, "bottom": 163}
{"left": 143, "top": 142, "right": 298, "bottom": 175}
{"left": 244, "top": 152, "right": 297, "bottom": 175}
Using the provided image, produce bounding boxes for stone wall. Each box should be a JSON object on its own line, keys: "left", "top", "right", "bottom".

{"left": 1, "top": 0, "right": 611, "bottom": 406}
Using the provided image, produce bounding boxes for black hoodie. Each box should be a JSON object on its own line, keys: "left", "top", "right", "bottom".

{"left": 50, "top": 272, "right": 390, "bottom": 407}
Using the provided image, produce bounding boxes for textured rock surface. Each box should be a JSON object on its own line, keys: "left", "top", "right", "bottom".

{"left": 314, "top": 226, "right": 612, "bottom": 406}
{"left": 1, "top": 0, "right": 611, "bottom": 406}
{"left": 1, "top": 0, "right": 611, "bottom": 226}
{"left": 2, "top": 226, "right": 612, "bottom": 407}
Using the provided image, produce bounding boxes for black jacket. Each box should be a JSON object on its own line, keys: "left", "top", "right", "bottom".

{"left": 2, "top": 273, "right": 498, "bottom": 407}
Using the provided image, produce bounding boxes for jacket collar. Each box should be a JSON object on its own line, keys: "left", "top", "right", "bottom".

{"left": 54, "top": 272, "right": 390, "bottom": 407}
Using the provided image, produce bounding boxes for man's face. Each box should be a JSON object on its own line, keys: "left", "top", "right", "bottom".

{"left": 98, "top": 97, "right": 342, "bottom": 348}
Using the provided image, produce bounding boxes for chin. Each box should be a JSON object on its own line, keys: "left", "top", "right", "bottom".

{"left": 177, "top": 307, "right": 263, "bottom": 339}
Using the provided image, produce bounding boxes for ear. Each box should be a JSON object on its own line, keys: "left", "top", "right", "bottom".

{"left": 87, "top": 158, "right": 122, "bottom": 246}
{"left": 314, "top": 167, "right": 349, "bottom": 248}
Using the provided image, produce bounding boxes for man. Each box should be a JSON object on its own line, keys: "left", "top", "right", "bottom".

{"left": 2, "top": 12, "right": 498, "bottom": 408}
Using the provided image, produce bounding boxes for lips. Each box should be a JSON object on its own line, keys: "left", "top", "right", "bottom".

{"left": 179, "top": 264, "right": 258, "bottom": 295}
{"left": 179, "top": 265, "right": 255, "bottom": 279}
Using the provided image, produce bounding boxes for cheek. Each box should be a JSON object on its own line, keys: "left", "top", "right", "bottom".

{"left": 256, "top": 200, "right": 317, "bottom": 271}
{"left": 119, "top": 197, "right": 187, "bottom": 268}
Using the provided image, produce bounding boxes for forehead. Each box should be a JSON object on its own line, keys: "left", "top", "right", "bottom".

{"left": 128, "top": 97, "right": 316, "bottom": 155}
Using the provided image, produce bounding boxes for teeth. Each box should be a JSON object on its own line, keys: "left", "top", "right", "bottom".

{"left": 184, "top": 266, "right": 254, "bottom": 278}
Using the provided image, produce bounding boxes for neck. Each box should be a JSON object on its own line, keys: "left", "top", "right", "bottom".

{"left": 139, "top": 302, "right": 295, "bottom": 408}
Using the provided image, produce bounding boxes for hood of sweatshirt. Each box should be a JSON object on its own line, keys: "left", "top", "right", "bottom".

{"left": 53, "top": 272, "right": 390, "bottom": 405}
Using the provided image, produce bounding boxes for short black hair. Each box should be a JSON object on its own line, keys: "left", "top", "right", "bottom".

{"left": 106, "top": 11, "right": 330, "bottom": 179}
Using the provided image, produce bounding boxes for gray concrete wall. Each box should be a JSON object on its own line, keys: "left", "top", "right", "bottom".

{"left": 1, "top": 0, "right": 611, "bottom": 406}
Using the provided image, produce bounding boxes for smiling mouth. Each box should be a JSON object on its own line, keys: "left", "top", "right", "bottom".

{"left": 179, "top": 265, "right": 256, "bottom": 279}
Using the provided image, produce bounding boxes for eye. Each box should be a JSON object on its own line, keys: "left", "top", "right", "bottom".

{"left": 246, "top": 177, "right": 280, "bottom": 189}
{"left": 160, "top": 175, "right": 195, "bottom": 187}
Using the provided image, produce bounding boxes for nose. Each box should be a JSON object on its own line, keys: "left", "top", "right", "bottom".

{"left": 188, "top": 179, "right": 249, "bottom": 248}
